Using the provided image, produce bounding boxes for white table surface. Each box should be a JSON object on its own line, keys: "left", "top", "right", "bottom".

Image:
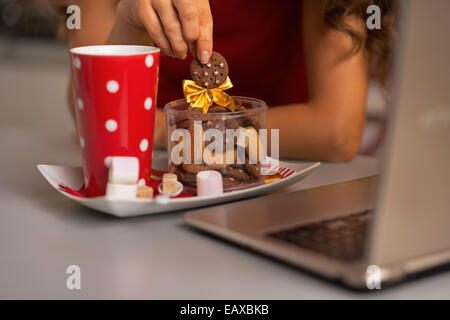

{"left": 1, "top": 125, "right": 449, "bottom": 299}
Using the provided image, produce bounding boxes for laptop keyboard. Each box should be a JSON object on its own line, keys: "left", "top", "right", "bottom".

{"left": 268, "top": 210, "right": 373, "bottom": 262}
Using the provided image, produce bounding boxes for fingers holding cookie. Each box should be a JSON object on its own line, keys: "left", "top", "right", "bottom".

{"left": 190, "top": 51, "right": 229, "bottom": 88}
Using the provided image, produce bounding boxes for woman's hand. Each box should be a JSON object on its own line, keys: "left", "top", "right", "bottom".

{"left": 116, "top": 0, "right": 213, "bottom": 62}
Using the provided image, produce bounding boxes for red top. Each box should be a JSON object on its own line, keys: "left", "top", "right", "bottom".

{"left": 157, "top": 0, "right": 308, "bottom": 108}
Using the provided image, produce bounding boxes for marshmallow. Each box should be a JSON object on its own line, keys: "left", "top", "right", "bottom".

{"left": 137, "top": 185, "right": 153, "bottom": 199}
{"left": 106, "top": 182, "right": 137, "bottom": 200}
{"left": 196, "top": 171, "right": 223, "bottom": 197}
{"left": 108, "top": 157, "right": 139, "bottom": 184}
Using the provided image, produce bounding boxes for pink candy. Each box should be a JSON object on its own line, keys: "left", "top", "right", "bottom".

{"left": 196, "top": 171, "right": 223, "bottom": 197}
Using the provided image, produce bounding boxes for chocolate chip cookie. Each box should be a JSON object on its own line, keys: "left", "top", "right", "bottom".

{"left": 190, "top": 51, "right": 229, "bottom": 88}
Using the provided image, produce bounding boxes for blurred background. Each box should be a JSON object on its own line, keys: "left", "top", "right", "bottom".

{"left": 0, "top": 0, "right": 72, "bottom": 136}
{"left": 0, "top": 0, "right": 387, "bottom": 155}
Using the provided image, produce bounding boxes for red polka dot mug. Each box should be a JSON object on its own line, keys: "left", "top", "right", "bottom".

{"left": 70, "top": 45, "right": 160, "bottom": 197}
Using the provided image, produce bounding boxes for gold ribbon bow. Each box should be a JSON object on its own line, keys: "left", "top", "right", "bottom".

{"left": 182, "top": 77, "right": 236, "bottom": 113}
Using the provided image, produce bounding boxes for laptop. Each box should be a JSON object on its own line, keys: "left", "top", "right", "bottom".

{"left": 184, "top": 0, "right": 450, "bottom": 289}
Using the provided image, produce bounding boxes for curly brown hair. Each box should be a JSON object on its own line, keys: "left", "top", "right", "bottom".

{"left": 323, "top": 0, "right": 397, "bottom": 82}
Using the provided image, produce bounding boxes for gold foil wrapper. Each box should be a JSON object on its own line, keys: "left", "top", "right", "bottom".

{"left": 183, "top": 77, "right": 236, "bottom": 113}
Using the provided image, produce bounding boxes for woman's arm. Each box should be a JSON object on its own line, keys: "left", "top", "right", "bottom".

{"left": 266, "top": 0, "right": 369, "bottom": 161}
{"left": 53, "top": 0, "right": 119, "bottom": 125}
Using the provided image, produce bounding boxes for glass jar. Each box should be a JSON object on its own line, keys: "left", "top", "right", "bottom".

{"left": 164, "top": 97, "right": 268, "bottom": 192}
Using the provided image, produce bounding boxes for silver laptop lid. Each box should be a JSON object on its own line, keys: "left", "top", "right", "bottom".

{"left": 368, "top": 0, "right": 450, "bottom": 267}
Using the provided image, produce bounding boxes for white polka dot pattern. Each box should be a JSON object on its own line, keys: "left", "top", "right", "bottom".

{"left": 105, "top": 119, "right": 118, "bottom": 132}
{"left": 77, "top": 98, "right": 84, "bottom": 110}
{"left": 144, "top": 97, "right": 153, "bottom": 110}
{"left": 140, "top": 139, "right": 149, "bottom": 152}
{"left": 106, "top": 80, "right": 119, "bottom": 93}
{"left": 74, "top": 56, "right": 81, "bottom": 69}
{"left": 145, "top": 55, "right": 154, "bottom": 67}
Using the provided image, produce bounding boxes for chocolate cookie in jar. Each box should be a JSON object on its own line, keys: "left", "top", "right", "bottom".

{"left": 164, "top": 52, "right": 268, "bottom": 193}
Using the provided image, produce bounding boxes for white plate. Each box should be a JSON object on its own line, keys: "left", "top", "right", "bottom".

{"left": 37, "top": 161, "right": 320, "bottom": 218}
